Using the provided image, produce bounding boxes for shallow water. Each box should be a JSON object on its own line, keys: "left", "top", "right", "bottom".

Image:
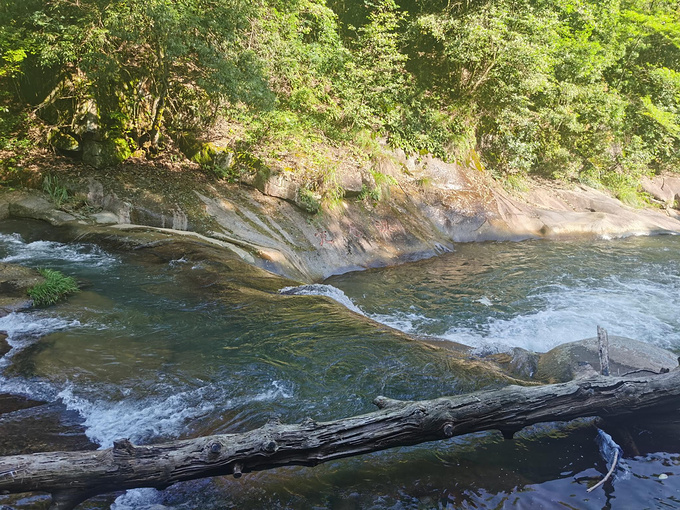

{"left": 1, "top": 221, "right": 679, "bottom": 509}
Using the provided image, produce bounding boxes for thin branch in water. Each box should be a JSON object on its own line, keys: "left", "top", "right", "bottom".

{"left": 587, "top": 448, "right": 619, "bottom": 493}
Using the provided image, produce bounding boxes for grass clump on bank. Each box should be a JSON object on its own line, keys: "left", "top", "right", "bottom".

{"left": 28, "top": 268, "right": 79, "bottom": 306}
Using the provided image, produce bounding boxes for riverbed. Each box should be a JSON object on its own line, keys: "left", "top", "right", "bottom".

{"left": 1, "top": 220, "right": 679, "bottom": 509}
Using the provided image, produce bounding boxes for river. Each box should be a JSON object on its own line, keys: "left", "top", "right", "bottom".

{"left": 1, "top": 219, "right": 679, "bottom": 509}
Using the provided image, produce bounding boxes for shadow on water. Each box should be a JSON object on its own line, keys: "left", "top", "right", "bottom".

{"left": 1, "top": 220, "right": 680, "bottom": 509}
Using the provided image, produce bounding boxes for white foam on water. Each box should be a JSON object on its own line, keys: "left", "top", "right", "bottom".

{"left": 0, "top": 312, "right": 81, "bottom": 350}
{"left": 476, "top": 296, "right": 493, "bottom": 307}
{"left": 0, "top": 232, "right": 117, "bottom": 267}
{"left": 442, "top": 278, "right": 680, "bottom": 353}
{"left": 279, "top": 284, "right": 365, "bottom": 315}
{"left": 57, "top": 386, "right": 218, "bottom": 448}
{"left": 251, "top": 379, "right": 294, "bottom": 401}
{"left": 168, "top": 257, "right": 189, "bottom": 267}
{"left": 57, "top": 380, "right": 293, "bottom": 448}
{"left": 367, "top": 311, "right": 435, "bottom": 335}
{"left": 278, "top": 284, "right": 440, "bottom": 335}
{"left": 0, "top": 312, "right": 83, "bottom": 400}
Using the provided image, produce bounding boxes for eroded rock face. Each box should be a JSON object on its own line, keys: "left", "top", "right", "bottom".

{"left": 536, "top": 335, "right": 679, "bottom": 383}
{"left": 3, "top": 152, "right": 680, "bottom": 283}
{"left": 0, "top": 263, "right": 43, "bottom": 316}
{"left": 641, "top": 175, "right": 680, "bottom": 208}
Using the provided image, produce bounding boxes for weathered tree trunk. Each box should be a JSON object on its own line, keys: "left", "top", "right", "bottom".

{"left": 1, "top": 371, "right": 680, "bottom": 509}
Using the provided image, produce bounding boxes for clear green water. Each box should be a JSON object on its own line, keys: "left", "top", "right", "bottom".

{"left": 1, "top": 220, "right": 679, "bottom": 509}
{"left": 327, "top": 236, "right": 680, "bottom": 354}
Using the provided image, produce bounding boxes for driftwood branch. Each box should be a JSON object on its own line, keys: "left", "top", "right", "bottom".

{"left": 2, "top": 371, "right": 680, "bottom": 509}
{"left": 587, "top": 448, "right": 619, "bottom": 493}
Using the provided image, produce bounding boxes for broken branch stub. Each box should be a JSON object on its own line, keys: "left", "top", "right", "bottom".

{"left": 597, "top": 326, "right": 611, "bottom": 376}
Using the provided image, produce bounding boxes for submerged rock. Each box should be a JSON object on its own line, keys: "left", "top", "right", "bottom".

{"left": 536, "top": 336, "right": 679, "bottom": 383}
{"left": 485, "top": 347, "right": 540, "bottom": 380}
{"left": 0, "top": 401, "right": 96, "bottom": 456}
{"left": 0, "top": 332, "right": 9, "bottom": 357}
{"left": 0, "top": 393, "right": 42, "bottom": 416}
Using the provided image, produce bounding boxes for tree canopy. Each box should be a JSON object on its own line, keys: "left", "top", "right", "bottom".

{"left": 1, "top": 0, "right": 679, "bottom": 198}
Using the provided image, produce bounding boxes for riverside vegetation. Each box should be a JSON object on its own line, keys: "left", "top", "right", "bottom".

{"left": 27, "top": 268, "right": 79, "bottom": 306}
{"left": 0, "top": 0, "right": 678, "bottom": 206}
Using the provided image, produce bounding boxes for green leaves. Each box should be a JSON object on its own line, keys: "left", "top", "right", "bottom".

{"left": 641, "top": 95, "right": 680, "bottom": 137}
{"left": 1, "top": 0, "right": 270, "bottom": 154}
{"left": 28, "top": 268, "right": 79, "bottom": 306}
{"left": 1, "top": 0, "right": 679, "bottom": 196}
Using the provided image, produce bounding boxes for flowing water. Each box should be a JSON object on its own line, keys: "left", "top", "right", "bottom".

{"left": 1, "top": 220, "right": 680, "bottom": 509}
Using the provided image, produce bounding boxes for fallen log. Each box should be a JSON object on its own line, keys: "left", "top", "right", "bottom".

{"left": 2, "top": 370, "right": 680, "bottom": 510}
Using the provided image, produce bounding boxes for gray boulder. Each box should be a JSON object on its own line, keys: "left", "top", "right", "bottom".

{"left": 536, "top": 335, "right": 679, "bottom": 383}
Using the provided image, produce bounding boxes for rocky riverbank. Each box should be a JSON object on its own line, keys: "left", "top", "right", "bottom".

{"left": 2, "top": 153, "right": 680, "bottom": 282}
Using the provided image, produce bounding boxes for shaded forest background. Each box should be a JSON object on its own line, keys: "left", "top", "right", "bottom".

{"left": 1, "top": 0, "right": 679, "bottom": 204}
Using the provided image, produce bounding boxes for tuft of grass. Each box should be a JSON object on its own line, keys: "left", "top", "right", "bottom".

{"left": 42, "top": 174, "right": 70, "bottom": 207}
{"left": 28, "top": 268, "right": 79, "bottom": 306}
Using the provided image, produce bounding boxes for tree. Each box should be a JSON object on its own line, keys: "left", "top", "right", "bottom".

{"left": 1, "top": 0, "right": 271, "bottom": 156}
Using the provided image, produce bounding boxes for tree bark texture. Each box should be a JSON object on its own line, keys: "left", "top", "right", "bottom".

{"left": 1, "top": 371, "right": 679, "bottom": 509}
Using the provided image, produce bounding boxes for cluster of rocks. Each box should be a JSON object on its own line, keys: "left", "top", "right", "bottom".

{"left": 486, "top": 334, "right": 679, "bottom": 383}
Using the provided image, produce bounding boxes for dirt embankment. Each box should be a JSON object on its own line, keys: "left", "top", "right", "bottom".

{"left": 2, "top": 152, "right": 680, "bottom": 282}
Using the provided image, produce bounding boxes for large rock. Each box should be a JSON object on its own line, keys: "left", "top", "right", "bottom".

{"left": 536, "top": 335, "right": 679, "bottom": 383}
{"left": 86, "top": 179, "right": 189, "bottom": 230}
{"left": 7, "top": 194, "right": 77, "bottom": 226}
{"left": 0, "top": 263, "right": 43, "bottom": 316}
{"left": 486, "top": 347, "right": 540, "bottom": 380}
{"left": 641, "top": 175, "right": 680, "bottom": 207}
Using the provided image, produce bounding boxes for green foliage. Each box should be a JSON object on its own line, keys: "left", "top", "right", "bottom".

{"left": 503, "top": 173, "right": 530, "bottom": 193}
{"left": 358, "top": 169, "right": 398, "bottom": 202}
{"left": 358, "top": 183, "right": 382, "bottom": 202}
{"left": 1, "top": 0, "right": 679, "bottom": 198}
{"left": 28, "top": 268, "right": 79, "bottom": 306}
{"left": 296, "top": 187, "right": 321, "bottom": 214}
{"left": 1, "top": 0, "right": 270, "bottom": 155}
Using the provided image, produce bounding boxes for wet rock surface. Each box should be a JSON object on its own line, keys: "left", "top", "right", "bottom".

{"left": 0, "top": 264, "right": 43, "bottom": 316}
{"left": 485, "top": 347, "right": 540, "bottom": 380}
{"left": 0, "top": 332, "right": 9, "bottom": 357}
{"left": 0, "top": 401, "right": 96, "bottom": 456}
{"left": 536, "top": 335, "right": 679, "bottom": 383}
{"left": 2, "top": 160, "right": 680, "bottom": 283}
{"left": 0, "top": 394, "right": 42, "bottom": 417}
